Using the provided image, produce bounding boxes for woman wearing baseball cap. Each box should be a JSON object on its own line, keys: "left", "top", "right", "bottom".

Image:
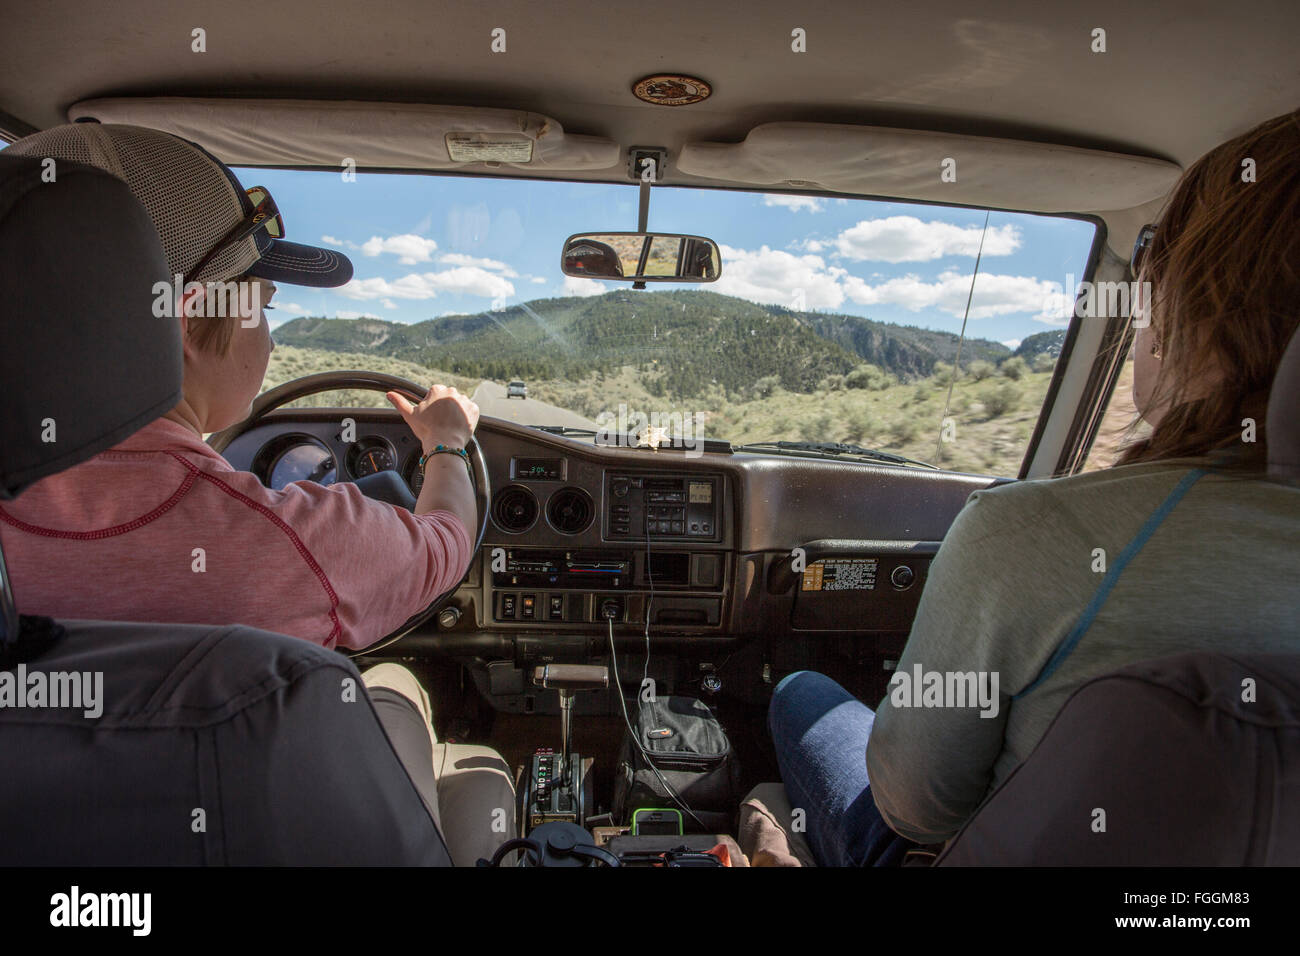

{"left": 0, "top": 123, "right": 478, "bottom": 652}
{"left": 0, "top": 123, "right": 519, "bottom": 866}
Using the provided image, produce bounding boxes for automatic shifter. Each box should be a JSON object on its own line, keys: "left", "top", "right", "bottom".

{"left": 524, "top": 663, "right": 608, "bottom": 832}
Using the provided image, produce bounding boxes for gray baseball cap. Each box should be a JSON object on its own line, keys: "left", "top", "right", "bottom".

{"left": 6, "top": 122, "right": 352, "bottom": 288}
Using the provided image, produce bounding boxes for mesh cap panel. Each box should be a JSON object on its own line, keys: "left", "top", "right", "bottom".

{"left": 6, "top": 124, "right": 259, "bottom": 284}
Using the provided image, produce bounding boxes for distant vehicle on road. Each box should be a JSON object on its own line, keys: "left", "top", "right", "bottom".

{"left": 506, "top": 380, "right": 528, "bottom": 399}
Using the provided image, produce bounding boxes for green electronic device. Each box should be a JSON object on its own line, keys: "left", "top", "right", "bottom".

{"left": 631, "top": 808, "right": 684, "bottom": 836}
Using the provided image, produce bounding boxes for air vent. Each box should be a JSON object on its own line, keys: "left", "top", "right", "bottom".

{"left": 546, "top": 487, "right": 594, "bottom": 535}
{"left": 491, "top": 485, "right": 539, "bottom": 533}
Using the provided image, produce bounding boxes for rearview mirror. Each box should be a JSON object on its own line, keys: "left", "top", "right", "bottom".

{"left": 561, "top": 232, "right": 721, "bottom": 282}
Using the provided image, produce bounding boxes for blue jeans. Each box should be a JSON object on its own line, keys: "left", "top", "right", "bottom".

{"left": 768, "top": 671, "right": 919, "bottom": 867}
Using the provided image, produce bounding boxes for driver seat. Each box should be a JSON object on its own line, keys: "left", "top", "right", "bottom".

{"left": 0, "top": 153, "right": 474, "bottom": 864}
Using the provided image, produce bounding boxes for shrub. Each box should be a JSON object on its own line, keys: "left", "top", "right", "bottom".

{"left": 845, "top": 363, "right": 892, "bottom": 390}
{"left": 967, "top": 359, "right": 995, "bottom": 381}
{"left": 930, "top": 361, "right": 957, "bottom": 386}
{"left": 980, "top": 382, "right": 1020, "bottom": 418}
{"left": 1031, "top": 352, "right": 1056, "bottom": 373}
{"left": 818, "top": 374, "right": 846, "bottom": 392}
{"left": 752, "top": 375, "right": 781, "bottom": 399}
{"left": 843, "top": 413, "right": 874, "bottom": 443}
{"left": 999, "top": 356, "right": 1029, "bottom": 380}
{"left": 801, "top": 413, "right": 834, "bottom": 441}
{"left": 892, "top": 417, "right": 919, "bottom": 443}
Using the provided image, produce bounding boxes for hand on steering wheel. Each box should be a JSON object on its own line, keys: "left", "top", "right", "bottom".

{"left": 385, "top": 383, "right": 480, "bottom": 452}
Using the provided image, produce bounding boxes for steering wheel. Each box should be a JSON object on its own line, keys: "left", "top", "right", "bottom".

{"left": 208, "top": 370, "right": 490, "bottom": 655}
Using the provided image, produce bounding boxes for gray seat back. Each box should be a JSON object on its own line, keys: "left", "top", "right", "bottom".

{"left": 937, "top": 652, "right": 1300, "bottom": 865}
{"left": 0, "top": 621, "right": 451, "bottom": 864}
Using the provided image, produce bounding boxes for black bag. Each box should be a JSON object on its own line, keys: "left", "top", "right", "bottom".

{"left": 613, "top": 696, "right": 741, "bottom": 831}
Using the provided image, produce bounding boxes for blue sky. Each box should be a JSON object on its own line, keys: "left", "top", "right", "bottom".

{"left": 0, "top": 128, "right": 1097, "bottom": 350}
{"left": 242, "top": 166, "right": 1096, "bottom": 350}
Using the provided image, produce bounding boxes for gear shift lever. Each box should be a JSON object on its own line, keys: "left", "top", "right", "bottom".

{"left": 533, "top": 663, "right": 609, "bottom": 777}
{"left": 523, "top": 663, "right": 609, "bottom": 833}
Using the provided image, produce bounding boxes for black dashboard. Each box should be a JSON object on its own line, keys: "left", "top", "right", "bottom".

{"left": 219, "top": 408, "right": 1000, "bottom": 705}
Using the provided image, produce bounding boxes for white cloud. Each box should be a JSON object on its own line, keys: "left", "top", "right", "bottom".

{"left": 381, "top": 298, "right": 398, "bottom": 309}
{"left": 274, "top": 302, "right": 307, "bottom": 315}
{"left": 712, "top": 245, "right": 846, "bottom": 310}
{"left": 359, "top": 234, "right": 439, "bottom": 264}
{"left": 815, "top": 216, "right": 1021, "bottom": 263}
{"left": 320, "top": 235, "right": 344, "bottom": 247}
{"left": 439, "top": 252, "right": 519, "bottom": 276}
{"left": 763, "top": 194, "right": 824, "bottom": 213}
{"left": 842, "top": 269, "right": 1065, "bottom": 321}
{"left": 1001, "top": 339, "right": 1022, "bottom": 349}
{"left": 530, "top": 276, "right": 548, "bottom": 284}
{"left": 335, "top": 310, "right": 385, "bottom": 320}
{"left": 338, "top": 267, "right": 515, "bottom": 302}
{"left": 563, "top": 275, "right": 607, "bottom": 297}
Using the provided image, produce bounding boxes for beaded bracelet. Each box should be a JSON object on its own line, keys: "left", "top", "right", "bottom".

{"left": 418, "top": 444, "right": 472, "bottom": 481}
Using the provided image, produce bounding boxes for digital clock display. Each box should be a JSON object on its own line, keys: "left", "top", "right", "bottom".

{"left": 513, "top": 457, "right": 564, "bottom": 481}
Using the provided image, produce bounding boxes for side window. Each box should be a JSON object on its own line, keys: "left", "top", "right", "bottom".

{"left": 1081, "top": 351, "right": 1151, "bottom": 471}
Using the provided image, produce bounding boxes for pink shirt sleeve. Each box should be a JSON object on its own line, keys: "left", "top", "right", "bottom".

{"left": 241, "top": 475, "right": 473, "bottom": 649}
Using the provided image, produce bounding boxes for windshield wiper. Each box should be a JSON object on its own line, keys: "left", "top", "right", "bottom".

{"left": 734, "top": 440, "right": 939, "bottom": 470}
{"left": 530, "top": 425, "right": 599, "bottom": 437}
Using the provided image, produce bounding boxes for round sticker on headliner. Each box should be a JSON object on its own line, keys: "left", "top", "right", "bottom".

{"left": 632, "top": 74, "right": 712, "bottom": 106}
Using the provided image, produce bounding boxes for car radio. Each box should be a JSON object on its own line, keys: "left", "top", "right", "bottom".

{"left": 606, "top": 473, "right": 720, "bottom": 540}
{"left": 493, "top": 549, "right": 632, "bottom": 589}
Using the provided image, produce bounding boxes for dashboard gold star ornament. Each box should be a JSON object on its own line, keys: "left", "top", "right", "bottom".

{"left": 637, "top": 425, "right": 670, "bottom": 450}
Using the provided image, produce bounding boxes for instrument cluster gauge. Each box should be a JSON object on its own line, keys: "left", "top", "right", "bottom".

{"left": 347, "top": 435, "right": 397, "bottom": 479}
{"left": 259, "top": 435, "right": 338, "bottom": 491}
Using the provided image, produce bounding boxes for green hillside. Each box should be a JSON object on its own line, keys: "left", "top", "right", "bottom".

{"left": 273, "top": 290, "right": 1013, "bottom": 398}
{"left": 262, "top": 346, "right": 477, "bottom": 408}
{"left": 270, "top": 290, "right": 1056, "bottom": 474}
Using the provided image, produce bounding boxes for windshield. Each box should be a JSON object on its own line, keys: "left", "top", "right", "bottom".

{"left": 249, "top": 168, "right": 1096, "bottom": 475}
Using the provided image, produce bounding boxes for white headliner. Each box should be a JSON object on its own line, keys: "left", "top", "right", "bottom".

{"left": 4, "top": 1, "right": 1296, "bottom": 179}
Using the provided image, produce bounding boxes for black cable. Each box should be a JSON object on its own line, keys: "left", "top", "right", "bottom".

{"left": 481, "top": 837, "right": 541, "bottom": 868}
{"left": 642, "top": 516, "right": 654, "bottom": 689}
{"left": 607, "top": 616, "right": 707, "bottom": 831}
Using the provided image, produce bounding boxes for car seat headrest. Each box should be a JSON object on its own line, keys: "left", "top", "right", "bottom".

{"left": 0, "top": 154, "right": 181, "bottom": 500}
{"left": 1267, "top": 322, "right": 1300, "bottom": 480}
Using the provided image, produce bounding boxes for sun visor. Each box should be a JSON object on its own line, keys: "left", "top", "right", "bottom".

{"left": 678, "top": 123, "right": 1181, "bottom": 213}
{"left": 67, "top": 97, "right": 621, "bottom": 172}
